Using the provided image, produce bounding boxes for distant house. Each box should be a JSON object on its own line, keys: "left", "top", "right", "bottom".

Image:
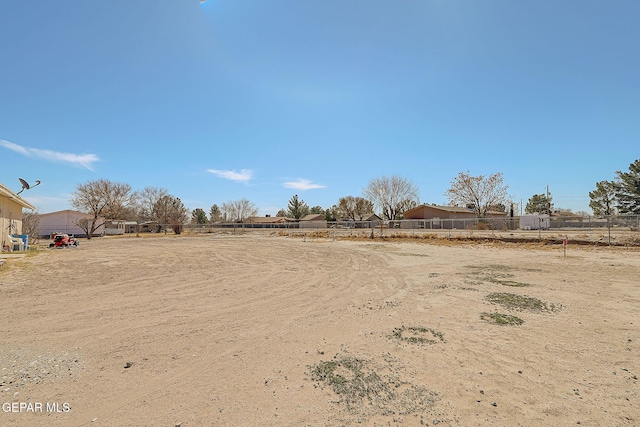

{"left": 401, "top": 204, "right": 507, "bottom": 229}
{"left": 104, "top": 220, "right": 139, "bottom": 235}
{"left": 1, "top": 182, "right": 35, "bottom": 250}
{"left": 341, "top": 213, "right": 382, "bottom": 228}
{"left": 404, "top": 204, "right": 507, "bottom": 220}
{"left": 299, "top": 213, "right": 327, "bottom": 229}
{"left": 362, "top": 213, "right": 382, "bottom": 222}
{"left": 245, "top": 216, "right": 288, "bottom": 224}
{"left": 358, "top": 213, "right": 383, "bottom": 228}
{"left": 242, "top": 216, "right": 289, "bottom": 228}
{"left": 37, "top": 209, "right": 105, "bottom": 238}
{"left": 519, "top": 214, "right": 550, "bottom": 230}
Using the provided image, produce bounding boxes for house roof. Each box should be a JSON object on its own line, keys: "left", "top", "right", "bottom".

{"left": 107, "top": 220, "right": 138, "bottom": 225}
{"left": 300, "top": 214, "right": 326, "bottom": 221}
{"left": 0, "top": 182, "right": 36, "bottom": 210}
{"left": 37, "top": 209, "right": 90, "bottom": 217}
{"left": 404, "top": 204, "right": 507, "bottom": 217}
{"left": 246, "top": 216, "right": 287, "bottom": 224}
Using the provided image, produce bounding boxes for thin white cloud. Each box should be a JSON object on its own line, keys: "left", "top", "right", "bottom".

{"left": 0, "top": 139, "right": 99, "bottom": 170}
{"left": 19, "top": 193, "right": 74, "bottom": 214}
{"left": 0, "top": 140, "right": 29, "bottom": 156}
{"left": 207, "top": 168, "right": 253, "bottom": 183}
{"left": 282, "top": 178, "right": 326, "bottom": 191}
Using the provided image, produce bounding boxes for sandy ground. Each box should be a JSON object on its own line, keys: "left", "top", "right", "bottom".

{"left": 0, "top": 235, "right": 638, "bottom": 426}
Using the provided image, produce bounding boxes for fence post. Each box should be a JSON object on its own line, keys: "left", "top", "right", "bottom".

{"left": 538, "top": 218, "right": 542, "bottom": 241}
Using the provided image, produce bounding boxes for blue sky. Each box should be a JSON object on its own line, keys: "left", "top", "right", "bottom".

{"left": 1, "top": 0, "right": 638, "bottom": 216}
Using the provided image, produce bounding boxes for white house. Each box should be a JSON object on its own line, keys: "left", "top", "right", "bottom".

{"left": 104, "top": 220, "right": 139, "bottom": 235}
{"left": 37, "top": 209, "right": 105, "bottom": 238}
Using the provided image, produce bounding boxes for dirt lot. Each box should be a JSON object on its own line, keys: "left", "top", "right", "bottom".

{"left": 1, "top": 235, "right": 638, "bottom": 426}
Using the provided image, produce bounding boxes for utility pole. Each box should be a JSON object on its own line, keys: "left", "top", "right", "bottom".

{"left": 546, "top": 185, "right": 551, "bottom": 215}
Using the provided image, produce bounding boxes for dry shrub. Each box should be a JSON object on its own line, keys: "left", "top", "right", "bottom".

{"left": 475, "top": 222, "right": 490, "bottom": 230}
{"left": 308, "top": 230, "right": 330, "bottom": 238}
{"left": 308, "top": 355, "right": 439, "bottom": 418}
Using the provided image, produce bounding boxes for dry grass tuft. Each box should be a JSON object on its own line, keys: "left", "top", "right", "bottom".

{"left": 485, "top": 292, "right": 560, "bottom": 313}
{"left": 480, "top": 311, "right": 524, "bottom": 326}
{"left": 391, "top": 326, "right": 445, "bottom": 345}
{"left": 308, "top": 355, "right": 439, "bottom": 418}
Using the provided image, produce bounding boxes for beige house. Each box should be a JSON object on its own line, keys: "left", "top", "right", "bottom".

{"left": 1, "top": 182, "right": 35, "bottom": 250}
{"left": 403, "top": 204, "right": 507, "bottom": 220}
{"left": 245, "top": 216, "right": 288, "bottom": 225}
{"left": 299, "top": 213, "right": 327, "bottom": 229}
{"left": 401, "top": 204, "right": 507, "bottom": 229}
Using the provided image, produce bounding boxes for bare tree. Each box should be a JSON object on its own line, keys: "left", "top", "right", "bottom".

{"left": 221, "top": 199, "right": 258, "bottom": 222}
{"left": 445, "top": 172, "right": 509, "bottom": 218}
{"left": 353, "top": 197, "right": 374, "bottom": 220}
{"left": 335, "top": 196, "right": 374, "bottom": 221}
{"left": 363, "top": 176, "right": 419, "bottom": 220}
{"left": 136, "top": 186, "right": 169, "bottom": 221}
{"left": 21, "top": 210, "right": 41, "bottom": 243}
{"left": 71, "top": 179, "right": 135, "bottom": 239}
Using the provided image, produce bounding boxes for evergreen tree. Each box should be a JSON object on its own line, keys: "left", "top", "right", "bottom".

{"left": 309, "top": 205, "right": 325, "bottom": 215}
{"left": 525, "top": 194, "right": 553, "bottom": 214}
{"left": 287, "top": 195, "right": 309, "bottom": 220}
{"left": 191, "top": 208, "right": 208, "bottom": 224}
{"left": 209, "top": 204, "right": 223, "bottom": 222}
{"left": 589, "top": 181, "right": 617, "bottom": 217}
{"left": 615, "top": 159, "right": 640, "bottom": 214}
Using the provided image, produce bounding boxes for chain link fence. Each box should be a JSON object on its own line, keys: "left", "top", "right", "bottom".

{"left": 177, "top": 215, "right": 640, "bottom": 232}
{"left": 96, "top": 215, "right": 639, "bottom": 246}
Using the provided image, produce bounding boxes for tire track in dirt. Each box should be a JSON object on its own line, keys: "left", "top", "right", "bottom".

{"left": 37, "top": 238, "right": 397, "bottom": 425}
{"left": 6, "top": 237, "right": 635, "bottom": 425}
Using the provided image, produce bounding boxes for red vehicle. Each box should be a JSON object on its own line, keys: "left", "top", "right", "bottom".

{"left": 49, "top": 234, "right": 79, "bottom": 248}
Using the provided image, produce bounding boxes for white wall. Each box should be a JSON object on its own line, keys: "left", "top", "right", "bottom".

{"left": 38, "top": 210, "right": 105, "bottom": 238}
{"left": 519, "top": 214, "right": 550, "bottom": 230}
